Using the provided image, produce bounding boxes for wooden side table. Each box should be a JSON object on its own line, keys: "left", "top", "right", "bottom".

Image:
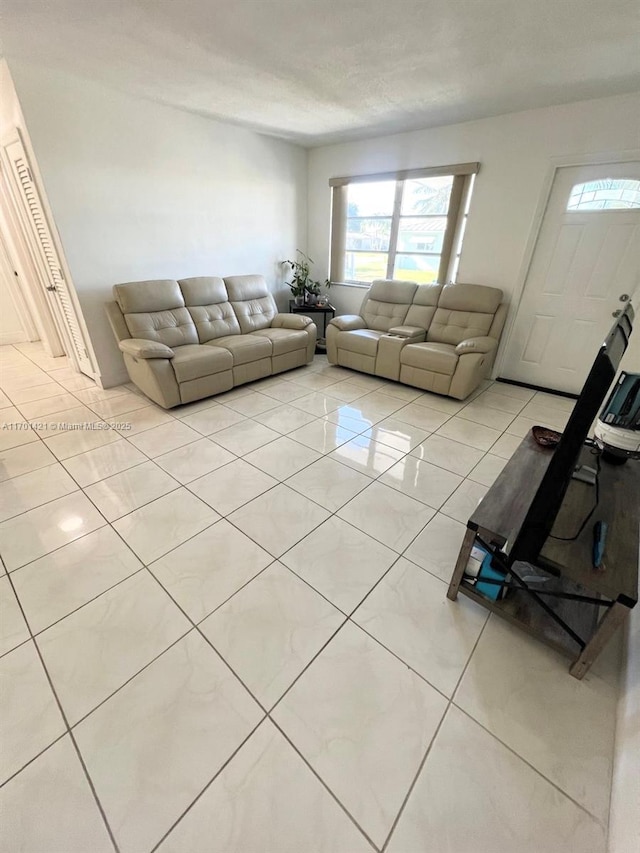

{"left": 447, "top": 434, "right": 639, "bottom": 678}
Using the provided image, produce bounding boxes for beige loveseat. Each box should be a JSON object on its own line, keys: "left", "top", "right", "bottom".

{"left": 106, "top": 275, "right": 316, "bottom": 408}
{"left": 326, "top": 280, "right": 507, "bottom": 400}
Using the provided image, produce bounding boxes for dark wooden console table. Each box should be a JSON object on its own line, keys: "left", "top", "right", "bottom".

{"left": 447, "top": 433, "right": 639, "bottom": 678}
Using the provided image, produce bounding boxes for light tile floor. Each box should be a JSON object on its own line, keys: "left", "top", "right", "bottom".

{"left": 0, "top": 341, "right": 617, "bottom": 853}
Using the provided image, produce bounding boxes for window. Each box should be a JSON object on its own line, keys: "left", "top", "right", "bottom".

{"left": 329, "top": 163, "right": 478, "bottom": 286}
{"left": 567, "top": 178, "right": 640, "bottom": 211}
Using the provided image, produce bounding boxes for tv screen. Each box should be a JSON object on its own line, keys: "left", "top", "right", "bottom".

{"left": 510, "top": 304, "right": 633, "bottom": 564}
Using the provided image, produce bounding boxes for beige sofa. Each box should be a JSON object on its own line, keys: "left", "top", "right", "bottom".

{"left": 326, "top": 280, "right": 507, "bottom": 400}
{"left": 106, "top": 275, "right": 316, "bottom": 408}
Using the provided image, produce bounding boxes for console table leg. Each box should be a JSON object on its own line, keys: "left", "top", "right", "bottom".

{"left": 569, "top": 601, "right": 628, "bottom": 680}
{"left": 447, "top": 527, "right": 476, "bottom": 601}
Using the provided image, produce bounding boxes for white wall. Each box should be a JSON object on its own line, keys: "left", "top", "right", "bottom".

{"left": 0, "top": 269, "right": 28, "bottom": 345}
{"left": 8, "top": 61, "right": 307, "bottom": 386}
{"left": 308, "top": 92, "right": 640, "bottom": 371}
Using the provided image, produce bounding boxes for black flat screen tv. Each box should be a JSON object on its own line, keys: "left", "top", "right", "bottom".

{"left": 509, "top": 303, "right": 634, "bottom": 565}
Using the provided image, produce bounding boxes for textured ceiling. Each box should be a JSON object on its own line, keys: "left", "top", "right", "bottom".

{"left": 1, "top": 0, "right": 639, "bottom": 146}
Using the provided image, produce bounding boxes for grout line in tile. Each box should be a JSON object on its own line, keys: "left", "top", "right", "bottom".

{"left": 452, "top": 701, "right": 608, "bottom": 829}
{"left": 380, "top": 606, "right": 491, "bottom": 851}
{"left": 380, "top": 702, "right": 452, "bottom": 852}
{"left": 147, "top": 715, "right": 276, "bottom": 853}
{"left": 268, "top": 715, "right": 381, "bottom": 852}
{"left": 0, "top": 730, "right": 68, "bottom": 789}
{"left": 19, "top": 567, "right": 147, "bottom": 640}
{"left": 1, "top": 568, "right": 121, "bottom": 852}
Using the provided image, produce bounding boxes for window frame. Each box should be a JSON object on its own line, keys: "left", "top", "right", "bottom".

{"left": 329, "top": 162, "right": 479, "bottom": 287}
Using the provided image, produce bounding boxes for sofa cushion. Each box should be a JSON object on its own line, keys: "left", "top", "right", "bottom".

{"left": 178, "top": 277, "right": 241, "bottom": 342}
{"left": 401, "top": 342, "right": 459, "bottom": 375}
{"left": 336, "top": 328, "right": 384, "bottom": 357}
{"left": 251, "top": 328, "right": 309, "bottom": 355}
{"left": 224, "top": 275, "right": 277, "bottom": 333}
{"left": 178, "top": 276, "right": 227, "bottom": 306}
{"left": 187, "top": 304, "right": 241, "bottom": 342}
{"left": 114, "top": 279, "right": 184, "bottom": 314}
{"left": 361, "top": 279, "right": 417, "bottom": 332}
{"left": 170, "top": 344, "right": 233, "bottom": 383}
{"left": 207, "top": 334, "right": 272, "bottom": 365}
{"left": 124, "top": 307, "right": 198, "bottom": 347}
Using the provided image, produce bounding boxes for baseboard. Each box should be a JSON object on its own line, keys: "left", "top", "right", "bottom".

{"left": 97, "top": 367, "right": 130, "bottom": 389}
{"left": 496, "top": 377, "right": 579, "bottom": 400}
{"left": 0, "top": 331, "right": 29, "bottom": 346}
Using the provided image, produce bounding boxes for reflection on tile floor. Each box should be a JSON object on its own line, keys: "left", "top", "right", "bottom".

{"left": 0, "top": 342, "right": 617, "bottom": 852}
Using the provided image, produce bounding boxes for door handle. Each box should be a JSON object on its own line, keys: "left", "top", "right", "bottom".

{"left": 46, "top": 285, "right": 57, "bottom": 292}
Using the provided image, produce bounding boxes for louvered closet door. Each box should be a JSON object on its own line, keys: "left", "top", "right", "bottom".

{"left": 3, "top": 135, "right": 95, "bottom": 376}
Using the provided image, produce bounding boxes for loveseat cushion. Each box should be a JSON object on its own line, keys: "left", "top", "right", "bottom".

{"left": 251, "top": 328, "right": 309, "bottom": 355}
{"left": 224, "top": 275, "right": 277, "bottom": 333}
{"left": 336, "top": 329, "right": 384, "bottom": 357}
{"left": 170, "top": 344, "right": 233, "bottom": 383}
{"left": 428, "top": 283, "right": 503, "bottom": 346}
{"left": 403, "top": 283, "right": 443, "bottom": 330}
{"left": 208, "top": 334, "right": 272, "bottom": 364}
{"left": 439, "top": 283, "right": 502, "bottom": 314}
{"left": 179, "top": 277, "right": 241, "bottom": 342}
{"left": 361, "top": 279, "right": 417, "bottom": 332}
{"left": 401, "top": 342, "right": 459, "bottom": 375}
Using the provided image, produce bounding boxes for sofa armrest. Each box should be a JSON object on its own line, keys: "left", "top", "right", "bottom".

{"left": 119, "top": 338, "right": 175, "bottom": 359}
{"left": 455, "top": 336, "right": 497, "bottom": 356}
{"left": 271, "top": 313, "right": 314, "bottom": 330}
{"left": 329, "top": 315, "right": 366, "bottom": 332}
{"left": 388, "top": 325, "right": 427, "bottom": 341}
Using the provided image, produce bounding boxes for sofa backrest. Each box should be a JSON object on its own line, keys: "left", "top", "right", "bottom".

{"left": 178, "top": 277, "right": 241, "bottom": 342}
{"left": 224, "top": 275, "right": 277, "bottom": 334}
{"left": 404, "top": 283, "right": 443, "bottom": 330}
{"left": 360, "top": 279, "right": 417, "bottom": 332}
{"left": 427, "top": 283, "right": 504, "bottom": 345}
{"left": 113, "top": 279, "right": 198, "bottom": 347}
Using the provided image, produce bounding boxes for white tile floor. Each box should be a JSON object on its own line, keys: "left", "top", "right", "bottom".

{"left": 0, "top": 341, "right": 618, "bottom": 853}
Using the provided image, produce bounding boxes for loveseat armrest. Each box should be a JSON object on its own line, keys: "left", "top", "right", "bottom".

{"left": 388, "top": 325, "right": 427, "bottom": 341}
{"left": 329, "top": 315, "right": 366, "bottom": 332}
{"left": 271, "top": 313, "right": 315, "bottom": 330}
{"left": 119, "top": 338, "right": 175, "bottom": 359}
{"left": 455, "top": 336, "right": 497, "bottom": 356}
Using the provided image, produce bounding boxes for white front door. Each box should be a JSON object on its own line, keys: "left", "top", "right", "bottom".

{"left": 501, "top": 162, "right": 640, "bottom": 394}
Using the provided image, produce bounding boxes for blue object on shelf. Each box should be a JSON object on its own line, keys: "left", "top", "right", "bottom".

{"left": 592, "top": 521, "right": 608, "bottom": 569}
{"left": 476, "top": 553, "right": 506, "bottom": 601}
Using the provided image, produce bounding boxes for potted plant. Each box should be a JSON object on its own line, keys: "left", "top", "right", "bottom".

{"left": 283, "top": 250, "right": 329, "bottom": 306}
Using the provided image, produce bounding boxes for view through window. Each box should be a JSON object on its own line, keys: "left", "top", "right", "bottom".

{"left": 330, "top": 164, "right": 477, "bottom": 286}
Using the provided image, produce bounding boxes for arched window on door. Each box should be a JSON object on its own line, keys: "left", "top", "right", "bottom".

{"left": 567, "top": 178, "right": 640, "bottom": 211}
